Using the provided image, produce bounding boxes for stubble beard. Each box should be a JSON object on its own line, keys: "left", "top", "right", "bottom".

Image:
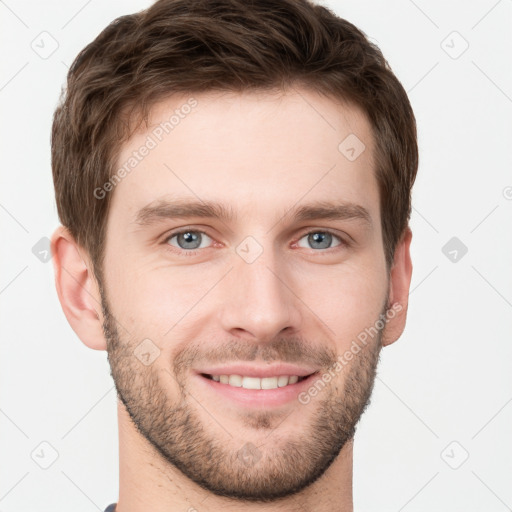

{"left": 100, "top": 288, "right": 384, "bottom": 503}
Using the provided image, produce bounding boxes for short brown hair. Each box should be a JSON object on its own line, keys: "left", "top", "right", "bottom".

{"left": 52, "top": 0, "right": 418, "bottom": 282}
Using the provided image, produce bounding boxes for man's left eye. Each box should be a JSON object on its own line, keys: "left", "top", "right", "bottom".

{"left": 297, "top": 231, "right": 343, "bottom": 250}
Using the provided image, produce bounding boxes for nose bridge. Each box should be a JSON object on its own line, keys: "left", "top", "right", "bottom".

{"left": 218, "top": 237, "right": 301, "bottom": 339}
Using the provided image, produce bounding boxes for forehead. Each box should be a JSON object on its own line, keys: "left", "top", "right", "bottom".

{"left": 110, "top": 88, "right": 378, "bottom": 225}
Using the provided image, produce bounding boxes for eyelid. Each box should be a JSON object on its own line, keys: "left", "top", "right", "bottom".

{"left": 294, "top": 226, "right": 348, "bottom": 243}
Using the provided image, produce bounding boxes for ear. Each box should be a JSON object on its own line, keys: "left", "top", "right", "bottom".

{"left": 381, "top": 227, "right": 413, "bottom": 347}
{"left": 50, "top": 225, "right": 107, "bottom": 351}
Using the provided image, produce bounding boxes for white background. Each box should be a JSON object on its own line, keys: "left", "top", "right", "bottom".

{"left": 1, "top": 0, "right": 511, "bottom": 510}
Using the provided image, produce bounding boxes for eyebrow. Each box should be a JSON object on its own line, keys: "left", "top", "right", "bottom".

{"left": 133, "top": 198, "right": 372, "bottom": 228}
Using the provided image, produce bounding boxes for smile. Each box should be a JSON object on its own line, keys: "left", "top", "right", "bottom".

{"left": 201, "top": 373, "right": 313, "bottom": 390}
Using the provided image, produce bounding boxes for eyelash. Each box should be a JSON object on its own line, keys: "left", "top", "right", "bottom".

{"left": 163, "top": 228, "right": 349, "bottom": 257}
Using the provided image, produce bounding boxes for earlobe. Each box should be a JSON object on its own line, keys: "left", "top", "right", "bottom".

{"left": 50, "top": 226, "right": 107, "bottom": 351}
{"left": 381, "top": 227, "right": 413, "bottom": 347}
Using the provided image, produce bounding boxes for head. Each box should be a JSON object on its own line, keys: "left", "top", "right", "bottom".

{"left": 51, "top": 0, "right": 416, "bottom": 503}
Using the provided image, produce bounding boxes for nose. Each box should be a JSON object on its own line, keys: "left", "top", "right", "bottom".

{"left": 218, "top": 246, "right": 303, "bottom": 342}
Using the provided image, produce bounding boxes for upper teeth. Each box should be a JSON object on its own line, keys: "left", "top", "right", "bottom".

{"left": 211, "top": 374, "right": 301, "bottom": 389}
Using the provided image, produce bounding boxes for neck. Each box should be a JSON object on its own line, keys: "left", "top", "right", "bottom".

{"left": 115, "top": 401, "right": 354, "bottom": 512}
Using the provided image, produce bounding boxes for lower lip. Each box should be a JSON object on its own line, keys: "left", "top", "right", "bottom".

{"left": 195, "top": 373, "right": 318, "bottom": 408}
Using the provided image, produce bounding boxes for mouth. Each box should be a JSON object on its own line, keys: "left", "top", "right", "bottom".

{"left": 195, "top": 370, "right": 320, "bottom": 408}
{"left": 200, "top": 373, "right": 314, "bottom": 389}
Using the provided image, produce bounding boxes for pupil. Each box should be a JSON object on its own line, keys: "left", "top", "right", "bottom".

{"left": 310, "top": 232, "right": 330, "bottom": 249}
{"left": 180, "top": 231, "right": 200, "bottom": 249}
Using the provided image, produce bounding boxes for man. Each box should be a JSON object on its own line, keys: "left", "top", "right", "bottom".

{"left": 50, "top": 0, "right": 417, "bottom": 510}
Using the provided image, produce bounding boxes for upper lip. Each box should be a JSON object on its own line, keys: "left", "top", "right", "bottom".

{"left": 195, "top": 363, "right": 318, "bottom": 379}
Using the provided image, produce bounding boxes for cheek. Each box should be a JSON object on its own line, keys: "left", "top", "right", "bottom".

{"left": 106, "top": 258, "right": 220, "bottom": 336}
{"left": 294, "top": 259, "right": 388, "bottom": 343}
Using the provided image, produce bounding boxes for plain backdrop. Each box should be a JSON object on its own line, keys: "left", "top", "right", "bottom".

{"left": 1, "top": 0, "right": 511, "bottom": 510}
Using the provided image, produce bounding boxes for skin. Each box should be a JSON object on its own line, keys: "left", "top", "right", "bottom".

{"left": 51, "top": 87, "right": 413, "bottom": 512}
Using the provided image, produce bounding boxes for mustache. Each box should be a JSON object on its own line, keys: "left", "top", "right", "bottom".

{"left": 173, "top": 337, "right": 338, "bottom": 376}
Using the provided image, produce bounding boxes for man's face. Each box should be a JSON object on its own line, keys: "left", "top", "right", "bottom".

{"left": 100, "top": 88, "right": 389, "bottom": 501}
